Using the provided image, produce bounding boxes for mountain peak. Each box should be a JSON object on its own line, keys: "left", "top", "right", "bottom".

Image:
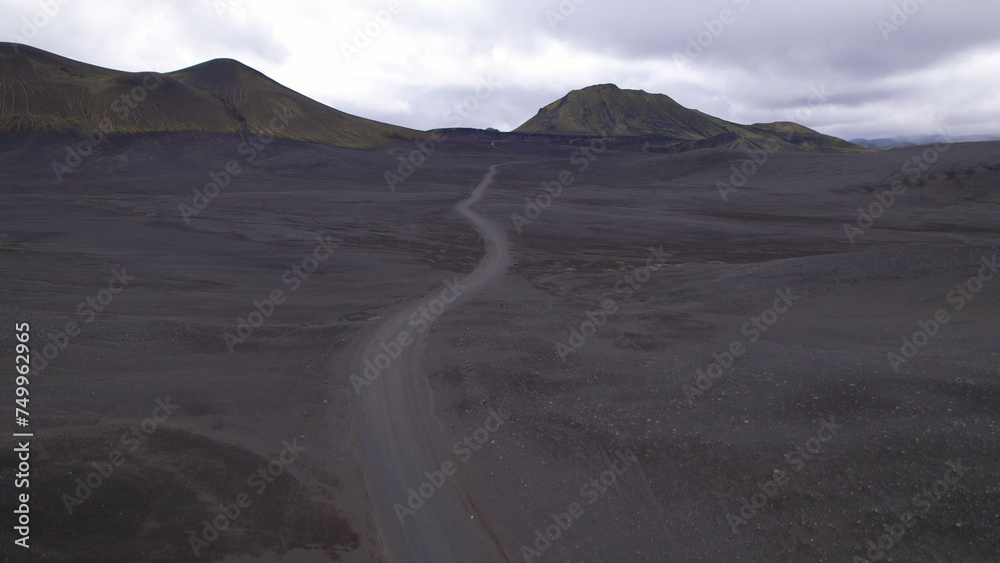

{"left": 583, "top": 83, "right": 622, "bottom": 91}
{"left": 515, "top": 84, "right": 862, "bottom": 153}
{"left": 0, "top": 45, "right": 422, "bottom": 148}
{"left": 515, "top": 84, "right": 719, "bottom": 138}
{"left": 168, "top": 57, "right": 272, "bottom": 92}
{"left": 175, "top": 57, "right": 262, "bottom": 75}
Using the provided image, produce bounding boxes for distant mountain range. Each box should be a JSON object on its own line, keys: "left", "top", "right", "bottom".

{"left": 849, "top": 134, "right": 1000, "bottom": 150}
{"left": 1, "top": 43, "right": 863, "bottom": 153}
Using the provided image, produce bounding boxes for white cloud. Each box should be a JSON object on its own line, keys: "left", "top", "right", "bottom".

{"left": 2, "top": 0, "right": 998, "bottom": 138}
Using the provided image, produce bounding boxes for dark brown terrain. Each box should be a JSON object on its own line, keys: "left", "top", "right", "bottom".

{"left": 1, "top": 47, "right": 999, "bottom": 563}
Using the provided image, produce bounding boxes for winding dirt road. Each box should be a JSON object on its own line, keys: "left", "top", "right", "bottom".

{"left": 350, "top": 164, "right": 514, "bottom": 562}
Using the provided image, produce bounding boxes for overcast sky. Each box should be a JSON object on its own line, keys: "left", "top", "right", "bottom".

{"left": 4, "top": 0, "right": 1000, "bottom": 139}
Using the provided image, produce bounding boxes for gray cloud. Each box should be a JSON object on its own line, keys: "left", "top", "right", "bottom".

{"left": 2, "top": 0, "right": 998, "bottom": 139}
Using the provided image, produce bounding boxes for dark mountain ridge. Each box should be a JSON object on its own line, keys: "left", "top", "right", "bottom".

{"left": 2, "top": 45, "right": 860, "bottom": 153}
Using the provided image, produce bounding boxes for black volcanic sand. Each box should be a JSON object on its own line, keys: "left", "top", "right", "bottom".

{"left": 1, "top": 133, "right": 999, "bottom": 562}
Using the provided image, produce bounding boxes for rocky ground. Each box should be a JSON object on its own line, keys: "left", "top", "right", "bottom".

{"left": 1, "top": 133, "right": 998, "bottom": 562}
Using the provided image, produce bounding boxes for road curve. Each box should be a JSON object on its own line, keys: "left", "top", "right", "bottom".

{"left": 350, "top": 164, "right": 514, "bottom": 563}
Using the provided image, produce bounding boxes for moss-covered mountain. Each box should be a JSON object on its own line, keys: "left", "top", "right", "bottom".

{"left": 0, "top": 43, "right": 423, "bottom": 149}
{"left": 514, "top": 84, "right": 862, "bottom": 153}
{"left": 0, "top": 46, "right": 861, "bottom": 154}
